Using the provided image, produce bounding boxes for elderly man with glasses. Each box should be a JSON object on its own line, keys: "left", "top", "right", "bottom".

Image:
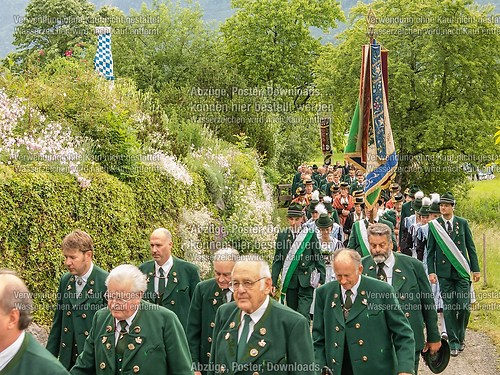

{"left": 70, "top": 264, "right": 192, "bottom": 375}
{"left": 208, "top": 255, "right": 316, "bottom": 375}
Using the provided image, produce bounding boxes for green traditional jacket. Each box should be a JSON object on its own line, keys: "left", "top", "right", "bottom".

{"left": 187, "top": 278, "right": 232, "bottom": 373}
{"left": 426, "top": 216, "right": 480, "bottom": 279}
{"left": 362, "top": 253, "right": 441, "bottom": 351}
{"left": 0, "top": 333, "right": 69, "bottom": 375}
{"left": 139, "top": 257, "right": 200, "bottom": 331}
{"left": 208, "top": 299, "right": 316, "bottom": 375}
{"left": 70, "top": 301, "right": 192, "bottom": 375}
{"left": 312, "top": 276, "right": 415, "bottom": 374}
{"left": 46, "top": 265, "right": 109, "bottom": 369}
{"left": 271, "top": 228, "right": 326, "bottom": 289}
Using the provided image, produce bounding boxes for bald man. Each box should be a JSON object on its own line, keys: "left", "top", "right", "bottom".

{"left": 0, "top": 269, "right": 69, "bottom": 375}
{"left": 138, "top": 228, "right": 200, "bottom": 330}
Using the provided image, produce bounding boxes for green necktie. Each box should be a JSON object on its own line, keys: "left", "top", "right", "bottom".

{"left": 377, "top": 262, "right": 387, "bottom": 282}
{"left": 158, "top": 268, "right": 166, "bottom": 296}
{"left": 115, "top": 320, "right": 128, "bottom": 355}
{"left": 237, "top": 315, "right": 252, "bottom": 361}
{"left": 343, "top": 290, "right": 353, "bottom": 319}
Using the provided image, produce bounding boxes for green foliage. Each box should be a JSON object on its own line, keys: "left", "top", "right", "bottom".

{"left": 222, "top": 0, "right": 344, "bottom": 87}
{"left": 4, "top": 57, "right": 142, "bottom": 180}
{"left": 0, "top": 163, "right": 209, "bottom": 323}
{"left": 458, "top": 176, "right": 500, "bottom": 224}
{"left": 314, "top": 0, "right": 500, "bottom": 192}
{"left": 11, "top": 0, "right": 95, "bottom": 67}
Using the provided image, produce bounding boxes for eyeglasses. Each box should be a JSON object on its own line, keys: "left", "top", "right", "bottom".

{"left": 104, "top": 291, "right": 139, "bottom": 304}
{"left": 230, "top": 277, "right": 266, "bottom": 290}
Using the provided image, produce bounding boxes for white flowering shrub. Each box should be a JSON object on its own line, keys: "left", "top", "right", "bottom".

{"left": 0, "top": 89, "right": 90, "bottom": 187}
{"left": 145, "top": 150, "right": 193, "bottom": 185}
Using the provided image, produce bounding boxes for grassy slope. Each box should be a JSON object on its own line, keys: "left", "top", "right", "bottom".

{"left": 463, "top": 175, "right": 500, "bottom": 351}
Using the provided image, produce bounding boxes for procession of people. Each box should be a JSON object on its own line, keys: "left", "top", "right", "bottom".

{"left": 0, "top": 159, "right": 483, "bottom": 374}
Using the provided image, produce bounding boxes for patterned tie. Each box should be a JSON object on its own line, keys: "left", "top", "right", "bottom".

{"left": 115, "top": 320, "right": 128, "bottom": 355}
{"left": 343, "top": 290, "right": 353, "bottom": 319}
{"left": 377, "top": 262, "right": 387, "bottom": 282}
{"left": 76, "top": 277, "right": 83, "bottom": 286}
{"left": 158, "top": 268, "right": 166, "bottom": 296}
{"left": 446, "top": 221, "right": 452, "bottom": 234}
{"left": 237, "top": 314, "right": 252, "bottom": 361}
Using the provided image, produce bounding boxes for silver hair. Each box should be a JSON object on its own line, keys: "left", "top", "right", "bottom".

{"left": 213, "top": 248, "right": 240, "bottom": 263}
{"left": 106, "top": 264, "right": 147, "bottom": 293}
{"left": 332, "top": 248, "right": 361, "bottom": 266}
{"left": 367, "top": 223, "right": 392, "bottom": 243}
{"left": 233, "top": 254, "right": 271, "bottom": 290}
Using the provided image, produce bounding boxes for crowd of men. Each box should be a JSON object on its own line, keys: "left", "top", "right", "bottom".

{"left": 0, "top": 161, "right": 481, "bottom": 374}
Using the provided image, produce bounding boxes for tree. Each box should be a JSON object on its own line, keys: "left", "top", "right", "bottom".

{"left": 314, "top": 0, "right": 500, "bottom": 193}
{"left": 221, "top": 0, "right": 344, "bottom": 89}
{"left": 11, "top": 0, "right": 95, "bottom": 66}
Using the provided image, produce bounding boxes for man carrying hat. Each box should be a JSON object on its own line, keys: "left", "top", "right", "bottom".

{"left": 427, "top": 192, "right": 480, "bottom": 357}
{"left": 362, "top": 223, "right": 441, "bottom": 374}
{"left": 271, "top": 202, "right": 326, "bottom": 319}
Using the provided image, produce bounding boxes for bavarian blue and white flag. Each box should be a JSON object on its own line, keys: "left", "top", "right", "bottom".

{"left": 94, "top": 27, "right": 114, "bottom": 80}
{"left": 344, "top": 40, "right": 398, "bottom": 209}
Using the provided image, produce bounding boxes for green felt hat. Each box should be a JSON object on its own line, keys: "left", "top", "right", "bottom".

{"left": 287, "top": 202, "right": 304, "bottom": 217}
{"left": 382, "top": 210, "right": 397, "bottom": 226}
{"left": 440, "top": 191, "right": 455, "bottom": 205}
{"left": 316, "top": 213, "right": 333, "bottom": 228}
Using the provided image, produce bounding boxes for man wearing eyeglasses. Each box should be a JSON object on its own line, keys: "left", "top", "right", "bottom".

{"left": 139, "top": 227, "right": 200, "bottom": 331}
{"left": 46, "top": 230, "right": 108, "bottom": 370}
{"left": 208, "top": 256, "right": 316, "bottom": 375}
{"left": 70, "top": 264, "right": 192, "bottom": 375}
{"left": 187, "top": 248, "right": 239, "bottom": 375}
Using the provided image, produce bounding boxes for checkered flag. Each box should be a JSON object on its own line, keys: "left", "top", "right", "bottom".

{"left": 94, "top": 27, "right": 114, "bottom": 80}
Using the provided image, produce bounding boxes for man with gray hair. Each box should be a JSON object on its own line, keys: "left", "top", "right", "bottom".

{"left": 313, "top": 248, "right": 415, "bottom": 375}
{"left": 0, "top": 269, "right": 69, "bottom": 374}
{"left": 208, "top": 255, "right": 316, "bottom": 375}
{"left": 139, "top": 227, "right": 200, "bottom": 331}
{"left": 70, "top": 264, "right": 192, "bottom": 375}
{"left": 362, "top": 223, "right": 441, "bottom": 374}
{"left": 187, "top": 248, "right": 239, "bottom": 375}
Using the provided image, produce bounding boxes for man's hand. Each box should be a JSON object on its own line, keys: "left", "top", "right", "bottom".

{"left": 423, "top": 341, "right": 442, "bottom": 355}
{"left": 429, "top": 273, "right": 437, "bottom": 284}
{"left": 473, "top": 272, "right": 481, "bottom": 282}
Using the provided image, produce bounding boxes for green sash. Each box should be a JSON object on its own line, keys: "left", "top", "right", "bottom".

{"left": 279, "top": 228, "right": 314, "bottom": 303}
{"left": 428, "top": 219, "right": 471, "bottom": 281}
{"left": 355, "top": 220, "right": 370, "bottom": 257}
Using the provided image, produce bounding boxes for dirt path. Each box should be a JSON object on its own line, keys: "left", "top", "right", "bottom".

{"left": 29, "top": 324, "right": 498, "bottom": 374}
{"left": 419, "top": 329, "right": 499, "bottom": 374}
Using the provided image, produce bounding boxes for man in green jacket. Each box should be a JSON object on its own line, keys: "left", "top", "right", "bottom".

{"left": 0, "top": 270, "right": 69, "bottom": 375}
{"left": 209, "top": 256, "right": 316, "bottom": 375}
{"left": 187, "top": 248, "right": 239, "bottom": 375}
{"left": 271, "top": 202, "right": 326, "bottom": 319}
{"left": 139, "top": 227, "right": 200, "bottom": 331}
{"left": 362, "top": 223, "right": 441, "bottom": 373}
{"left": 70, "top": 264, "right": 192, "bottom": 375}
{"left": 312, "top": 248, "right": 415, "bottom": 375}
{"left": 427, "top": 192, "right": 480, "bottom": 356}
{"left": 46, "top": 230, "right": 108, "bottom": 369}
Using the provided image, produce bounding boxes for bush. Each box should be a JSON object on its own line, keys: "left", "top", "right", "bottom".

{"left": 0, "top": 164, "right": 209, "bottom": 323}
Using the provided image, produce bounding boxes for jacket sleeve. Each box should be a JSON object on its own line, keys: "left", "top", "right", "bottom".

{"left": 426, "top": 229, "right": 437, "bottom": 275}
{"left": 311, "top": 286, "right": 327, "bottom": 368}
{"left": 46, "top": 276, "right": 65, "bottom": 357}
{"left": 271, "top": 232, "right": 285, "bottom": 286}
{"left": 463, "top": 219, "right": 480, "bottom": 273}
{"left": 70, "top": 311, "right": 98, "bottom": 375}
{"left": 186, "top": 283, "right": 203, "bottom": 366}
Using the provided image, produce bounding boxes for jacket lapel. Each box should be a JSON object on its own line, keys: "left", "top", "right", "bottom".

{"left": 332, "top": 285, "right": 345, "bottom": 327}
{"left": 121, "top": 308, "right": 145, "bottom": 369}
{"left": 391, "top": 255, "right": 407, "bottom": 293}
{"left": 345, "top": 278, "right": 368, "bottom": 323}
{"left": 208, "top": 284, "right": 226, "bottom": 313}
{"left": 240, "top": 301, "right": 274, "bottom": 363}
{"left": 144, "top": 264, "right": 156, "bottom": 302}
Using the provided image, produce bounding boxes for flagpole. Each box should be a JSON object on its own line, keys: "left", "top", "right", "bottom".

{"left": 366, "top": 8, "right": 377, "bottom": 44}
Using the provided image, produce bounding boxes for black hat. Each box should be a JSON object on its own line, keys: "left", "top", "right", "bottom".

{"left": 352, "top": 190, "right": 364, "bottom": 198}
{"left": 305, "top": 179, "right": 314, "bottom": 185}
{"left": 392, "top": 192, "right": 404, "bottom": 203}
{"left": 296, "top": 187, "right": 306, "bottom": 196}
{"left": 390, "top": 182, "right": 401, "bottom": 192}
{"left": 287, "top": 202, "right": 304, "bottom": 218}
{"left": 330, "top": 185, "right": 340, "bottom": 194}
{"left": 421, "top": 338, "right": 450, "bottom": 374}
{"left": 440, "top": 191, "right": 455, "bottom": 206}
{"left": 340, "top": 182, "right": 349, "bottom": 189}
{"left": 354, "top": 196, "right": 364, "bottom": 205}
{"left": 312, "top": 164, "right": 318, "bottom": 170}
